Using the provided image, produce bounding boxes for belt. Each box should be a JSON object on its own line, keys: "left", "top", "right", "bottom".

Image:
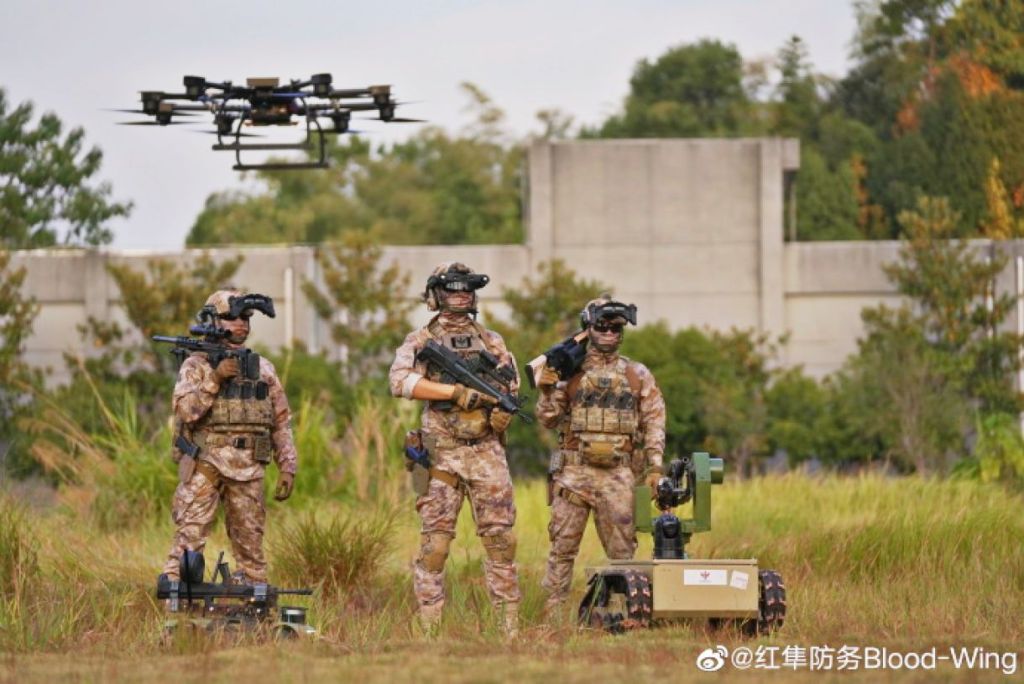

{"left": 429, "top": 468, "right": 467, "bottom": 493}
{"left": 561, "top": 450, "right": 631, "bottom": 467}
{"left": 432, "top": 434, "right": 494, "bottom": 449}
{"left": 199, "top": 434, "right": 262, "bottom": 449}
{"left": 552, "top": 482, "right": 588, "bottom": 508}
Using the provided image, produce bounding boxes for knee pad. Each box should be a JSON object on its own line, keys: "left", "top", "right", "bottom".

{"left": 481, "top": 529, "right": 517, "bottom": 563}
{"left": 417, "top": 532, "right": 452, "bottom": 573}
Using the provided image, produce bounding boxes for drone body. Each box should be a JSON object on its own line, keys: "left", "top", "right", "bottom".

{"left": 116, "top": 73, "right": 421, "bottom": 171}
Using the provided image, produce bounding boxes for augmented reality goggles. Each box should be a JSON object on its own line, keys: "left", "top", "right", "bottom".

{"left": 224, "top": 294, "right": 276, "bottom": 320}
{"left": 582, "top": 300, "right": 637, "bottom": 328}
{"left": 427, "top": 271, "right": 490, "bottom": 292}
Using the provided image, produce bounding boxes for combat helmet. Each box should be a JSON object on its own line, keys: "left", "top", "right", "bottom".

{"left": 423, "top": 262, "right": 490, "bottom": 314}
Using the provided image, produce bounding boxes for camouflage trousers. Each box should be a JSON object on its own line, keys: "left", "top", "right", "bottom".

{"left": 162, "top": 461, "right": 267, "bottom": 583}
{"left": 542, "top": 463, "right": 636, "bottom": 607}
{"left": 414, "top": 438, "right": 521, "bottom": 612}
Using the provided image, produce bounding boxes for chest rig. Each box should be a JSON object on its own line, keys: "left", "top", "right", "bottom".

{"left": 564, "top": 358, "right": 641, "bottom": 467}
{"left": 192, "top": 361, "right": 276, "bottom": 464}
{"left": 424, "top": 319, "right": 513, "bottom": 441}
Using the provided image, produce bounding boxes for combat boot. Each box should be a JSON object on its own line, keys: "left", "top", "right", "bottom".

{"left": 417, "top": 602, "right": 443, "bottom": 638}
{"left": 500, "top": 602, "right": 519, "bottom": 639}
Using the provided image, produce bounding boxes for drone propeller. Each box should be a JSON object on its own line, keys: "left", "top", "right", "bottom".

{"left": 194, "top": 130, "right": 266, "bottom": 138}
{"left": 105, "top": 108, "right": 201, "bottom": 116}
{"left": 117, "top": 120, "right": 196, "bottom": 126}
{"left": 383, "top": 117, "right": 426, "bottom": 123}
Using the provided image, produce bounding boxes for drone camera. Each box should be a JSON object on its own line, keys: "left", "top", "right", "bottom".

{"left": 330, "top": 112, "right": 351, "bottom": 133}
{"left": 379, "top": 103, "right": 396, "bottom": 122}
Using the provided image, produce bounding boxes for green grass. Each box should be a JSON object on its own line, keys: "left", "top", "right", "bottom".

{"left": 2, "top": 473, "right": 1022, "bottom": 682}
{"left": 5, "top": 386, "right": 1022, "bottom": 680}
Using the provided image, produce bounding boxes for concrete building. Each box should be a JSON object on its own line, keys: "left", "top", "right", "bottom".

{"left": 9, "top": 138, "right": 1024, "bottom": 385}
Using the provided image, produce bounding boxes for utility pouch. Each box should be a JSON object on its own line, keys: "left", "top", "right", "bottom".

{"left": 445, "top": 408, "right": 489, "bottom": 440}
{"left": 579, "top": 434, "right": 627, "bottom": 468}
{"left": 405, "top": 430, "right": 432, "bottom": 496}
{"left": 252, "top": 435, "right": 273, "bottom": 464}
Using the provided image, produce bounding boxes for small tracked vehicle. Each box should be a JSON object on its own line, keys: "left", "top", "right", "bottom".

{"left": 579, "top": 452, "right": 786, "bottom": 634}
{"left": 157, "top": 550, "right": 316, "bottom": 640}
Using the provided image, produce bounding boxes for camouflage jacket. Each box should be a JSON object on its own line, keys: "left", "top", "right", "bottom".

{"left": 388, "top": 313, "right": 520, "bottom": 441}
{"left": 174, "top": 353, "right": 298, "bottom": 481}
{"left": 536, "top": 348, "right": 666, "bottom": 467}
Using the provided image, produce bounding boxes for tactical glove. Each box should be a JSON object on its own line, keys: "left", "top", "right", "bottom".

{"left": 537, "top": 366, "right": 560, "bottom": 392}
{"left": 214, "top": 357, "right": 240, "bottom": 383}
{"left": 274, "top": 472, "right": 295, "bottom": 501}
{"left": 489, "top": 409, "right": 513, "bottom": 433}
{"left": 451, "top": 383, "right": 498, "bottom": 411}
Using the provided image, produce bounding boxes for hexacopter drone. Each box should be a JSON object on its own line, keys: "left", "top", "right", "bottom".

{"left": 114, "top": 73, "right": 421, "bottom": 171}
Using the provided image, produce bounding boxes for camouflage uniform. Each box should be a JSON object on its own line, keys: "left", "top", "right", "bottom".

{"left": 161, "top": 299, "right": 297, "bottom": 584}
{"left": 537, "top": 345, "right": 665, "bottom": 608}
{"left": 389, "top": 312, "right": 521, "bottom": 620}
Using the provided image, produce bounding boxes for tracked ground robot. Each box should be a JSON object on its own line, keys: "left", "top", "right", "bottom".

{"left": 578, "top": 453, "right": 786, "bottom": 634}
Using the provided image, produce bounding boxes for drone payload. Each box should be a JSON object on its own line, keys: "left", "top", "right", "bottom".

{"left": 113, "top": 73, "right": 422, "bottom": 171}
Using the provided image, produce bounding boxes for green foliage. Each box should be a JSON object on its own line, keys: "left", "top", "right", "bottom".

{"left": 265, "top": 345, "right": 357, "bottom": 425}
{"left": 0, "top": 88, "right": 130, "bottom": 248}
{"left": 971, "top": 412, "right": 1024, "bottom": 485}
{"left": 300, "top": 232, "right": 414, "bottom": 384}
{"left": 187, "top": 84, "right": 523, "bottom": 247}
{"left": 886, "top": 197, "right": 1022, "bottom": 413}
{"left": 0, "top": 251, "right": 41, "bottom": 472}
{"left": 795, "top": 148, "right": 861, "bottom": 240}
{"left": 585, "top": 39, "right": 759, "bottom": 138}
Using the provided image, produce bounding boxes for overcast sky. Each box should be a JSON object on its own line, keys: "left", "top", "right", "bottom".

{"left": 1, "top": 0, "right": 857, "bottom": 250}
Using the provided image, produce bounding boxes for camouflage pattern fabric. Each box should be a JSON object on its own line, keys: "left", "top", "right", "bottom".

{"left": 536, "top": 348, "right": 666, "bottom": 470}
{"left": 162, "top": 348, "right": 296, "bottom": 583}
{"left": 388, "top": 312, "right": 519, "bottom": 441}
{"left": 161, "top": 466, "right": 268, "bottom": 582}
{"left": 537, "top": 347, "right": 666, "bottom": 609}
{"left": 174, "top": 353, "right": 297, "bottom": 481}
{"left": 389, "top": 313, "right": 521, "bottom": 613}
{"left": 413, "top": 439, "right": 520, "bottom": 609}
{"left": 541, "top": 463, "right": 636, "bottom": 605}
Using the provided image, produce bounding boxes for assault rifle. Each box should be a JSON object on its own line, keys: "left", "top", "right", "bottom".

{"left": 525, "top": 329, "right": 588, "bottom": 388}
{"left": 157, "top": 550, "right": 312, "bottom": 611}
{"left": 416, "top": 340, "right": 533, "bottom": 423}
{"left": 152, "top": 323, "right": 261, "bottom": 380}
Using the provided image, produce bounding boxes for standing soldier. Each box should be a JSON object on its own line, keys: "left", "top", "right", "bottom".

{"left": 389, "top": 262, "right": 521, "bottom": 636}
{"left": 536, "top": 295, "right": 665, "bottom": 615}
{"left": 160, "top": 289, "right": 297, "bottom": 586}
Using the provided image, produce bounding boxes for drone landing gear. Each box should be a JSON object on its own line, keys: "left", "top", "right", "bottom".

{"left": 215, "top": 106, "right": 328, "bottom": 171}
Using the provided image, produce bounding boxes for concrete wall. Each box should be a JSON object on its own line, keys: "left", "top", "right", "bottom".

{"left": 11, "top": 138, "right": 1023, "bottom": 385}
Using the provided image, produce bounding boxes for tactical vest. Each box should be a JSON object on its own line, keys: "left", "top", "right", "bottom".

{"left": 563, "top": 357, "right": 641, "bottom": 467}
{"left": 424, "top": 318, "right": 509, "bottom": 441}
{"left": 192, "top": 375, "right": 276, "bottom": 464}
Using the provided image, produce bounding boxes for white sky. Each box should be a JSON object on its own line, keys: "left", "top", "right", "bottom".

{"left": 1, "top": 0, "right": 857, "bottom": 249}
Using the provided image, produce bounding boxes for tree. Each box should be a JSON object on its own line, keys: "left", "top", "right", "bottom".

{"left": 300, "top": 232, "right": 414, "bottom": 385}
{"left": 187, "top": 84, "right": 523, "bottom": 247}
{"left": 774, "top": 36, "right": 821, "bottom": 139}
{"left": 0, "top": 88, "right": 130, "bottom": 249}
{"left": 0, "top": 250, "right": 41, "bottom": 471}
{"left": 585, "top": 39, "right": 759, "bottom": 138}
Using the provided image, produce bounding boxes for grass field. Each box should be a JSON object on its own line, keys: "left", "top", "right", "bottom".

{"left": 2, "top": 471, "right": 1022, "bottom": 682}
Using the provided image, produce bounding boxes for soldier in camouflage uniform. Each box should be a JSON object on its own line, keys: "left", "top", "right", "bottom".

{"left": 536, "top": 296, "right": 666, "bottom": 614}
{"left": 388, "top": 262, "right": 521, "bottom": 635}
{"left": 160, "top": 289, "right": 298, "bottom": 585}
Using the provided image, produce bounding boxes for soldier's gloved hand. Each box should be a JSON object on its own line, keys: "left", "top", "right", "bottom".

{"left": 537, "top": 366, "right": 560, "bottom": 393}
{"left": 214, "top": 357, "right": 240, "bottom": 383}
{"left": 451, "top": 383, "right": 499, "bottom": 411}
{"left": 489, "top": 409, "right": 513, "bottom": 433}
{"left": 274, "top": 472, "right": 294, "bottom": 501}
